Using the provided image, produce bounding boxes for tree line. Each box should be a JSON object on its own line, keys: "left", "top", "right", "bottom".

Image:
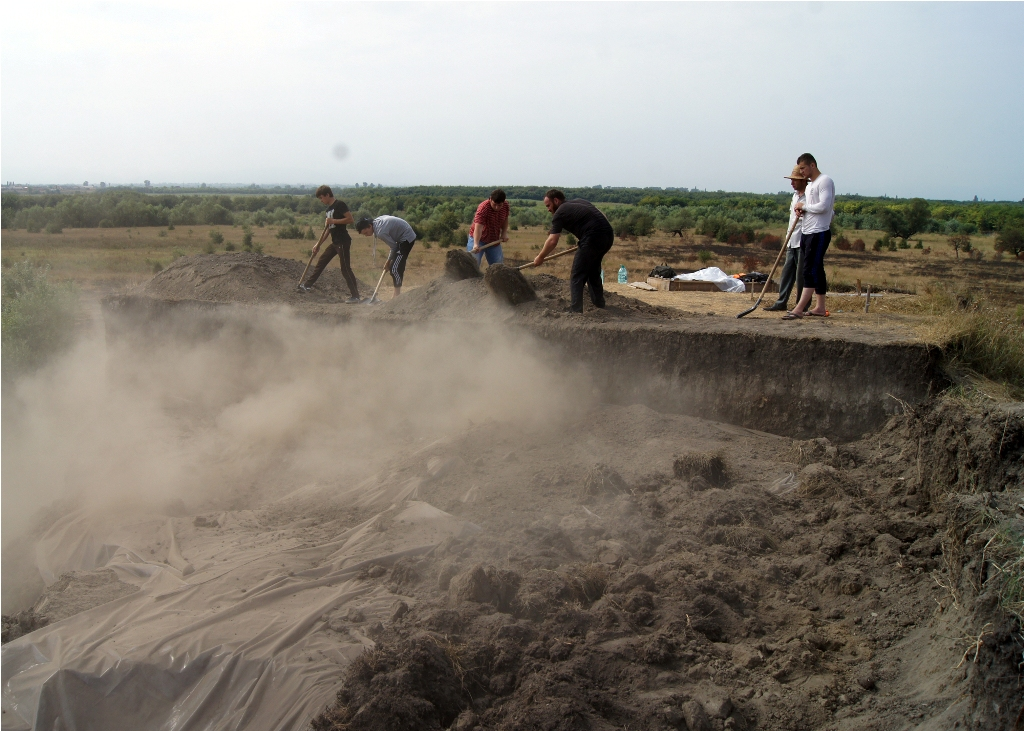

{"left": 3, "top": 188, "right": 1021, "bottom": 247}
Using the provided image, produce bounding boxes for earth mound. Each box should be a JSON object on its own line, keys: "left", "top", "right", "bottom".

{"left": 369, "top": 273, "right": 688, "bottom": 323}
{"left": 138, "top": 253, "right": 371, "bottom": 305}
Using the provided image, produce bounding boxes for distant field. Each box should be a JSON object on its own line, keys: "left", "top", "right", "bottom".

{"left": 3, "top": 223, "right": 1020, "bottom": 305}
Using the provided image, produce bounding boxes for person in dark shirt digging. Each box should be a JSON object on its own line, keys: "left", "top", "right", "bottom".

{"left": 299, "top": 185, "right": 360, "bottom": 302}
{"left": 534, "top": 189, "right": 614, "bottom": 313}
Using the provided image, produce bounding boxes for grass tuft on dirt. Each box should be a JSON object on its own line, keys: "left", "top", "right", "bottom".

{"left": 910, "top": 283, "right": 1024, "bottom": 397}
{"left": 672, "top": 451, "right": 727, "bottom": 486}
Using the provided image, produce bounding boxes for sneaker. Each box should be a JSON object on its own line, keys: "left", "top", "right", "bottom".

{"left": 345, "top": 296, "right": 362, "bottom": 304}
{"left": 763, "top": 301, "right": 788, "bottom": 311}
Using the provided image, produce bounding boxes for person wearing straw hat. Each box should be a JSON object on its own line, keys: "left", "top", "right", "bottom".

{"left": 763, "top": 167, "right": 808, "bottom": 311}
{"left": 784, "top": 153, "right": 835, "bottom": 319}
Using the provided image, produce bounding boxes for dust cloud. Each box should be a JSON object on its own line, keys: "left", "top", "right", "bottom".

{"left": 1, "top": 308, "right": 591, "bottom": 612}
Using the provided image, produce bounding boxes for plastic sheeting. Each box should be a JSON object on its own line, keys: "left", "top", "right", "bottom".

{"left": 2, "top": 477, "right": 478, "bottom": 730}
{"left": 672, "top": 267, "right": 746, "bottom": 293}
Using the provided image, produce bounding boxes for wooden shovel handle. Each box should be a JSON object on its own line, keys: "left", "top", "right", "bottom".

{"left": 517, "top": 246, "right": 579, "bottom": 270}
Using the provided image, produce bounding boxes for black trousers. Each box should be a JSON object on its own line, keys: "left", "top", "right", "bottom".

{"left": 306, "top": 237, "right": 359, "bottom": 298}
{"left": 773, "top": 244, "right": 804, "bottom": 305}
{"left": 801, "top": 230, "right": 831, "bottom": 295}
{"left": 388, "top": 240, "right": 415, "bottom": 288}
{"left": 569, "top": 233, "right": 614, "bottom": 312}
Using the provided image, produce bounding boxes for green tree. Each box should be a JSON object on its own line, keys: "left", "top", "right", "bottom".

{"left": 879, "top": 198, "right": 931, "bottom": 246}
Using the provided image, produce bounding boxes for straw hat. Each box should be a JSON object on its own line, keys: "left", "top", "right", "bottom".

{"left": 783, "top": 165, "right": 807, "bottom": 180}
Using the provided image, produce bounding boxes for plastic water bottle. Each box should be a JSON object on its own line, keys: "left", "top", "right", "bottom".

{"left": 618, "top": 265, "right": 627, "bottom": 284}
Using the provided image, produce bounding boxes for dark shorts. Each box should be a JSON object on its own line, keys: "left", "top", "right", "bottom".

{"left": 801, "top": 229, "right": 831, "bottom": 295}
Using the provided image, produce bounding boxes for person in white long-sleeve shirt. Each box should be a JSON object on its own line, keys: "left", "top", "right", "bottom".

{"left": 764, "top": 166, "right": 807, "bottom": 311}
{"left": 785, "top": 153, "right": 834, "bottom": 319}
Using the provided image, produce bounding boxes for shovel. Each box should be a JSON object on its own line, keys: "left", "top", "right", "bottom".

{"left": 736, "top": 219, "right": 798, "bottom": 318}
{"left": 297, "top": 222, "right": 330, "bottom": 289}
{"left": 365, "top": 265, "right": 389, "bottom": 305}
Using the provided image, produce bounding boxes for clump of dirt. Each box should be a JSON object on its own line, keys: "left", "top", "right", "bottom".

{"left": 138, "top": 253, "right": 371, "bottom": 305}
{"left": 33, "top": 570, "right": 140, "bottom": 624}
{"left": 1, "top": 609, "right": 48, "bottom": 644}
{"left": 445, "top": 250, "right": 482, "bottom": 281}
{"left": 312, "top": 397, "right": 1023, "bottom": 731}
{"left": 483, "top": 264, "right": 536, "bottom": 306}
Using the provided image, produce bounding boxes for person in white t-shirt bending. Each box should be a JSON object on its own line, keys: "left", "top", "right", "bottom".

{"left": 784, "top": 153, "right": 834, "bottom": 319}
{"left": 764, "top": 166, "right": 808, "bottom": 311}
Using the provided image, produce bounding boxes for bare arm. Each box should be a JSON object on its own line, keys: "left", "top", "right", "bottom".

{"left": 471, "top": 222, "right": 483, "bottom": 251}
{"left": 533, "top": 233, "right": 560, "bottom": 266}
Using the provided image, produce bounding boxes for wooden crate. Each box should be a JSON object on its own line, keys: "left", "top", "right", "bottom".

{"left": 646, "top": 277, "right": 778, "bottom": 293}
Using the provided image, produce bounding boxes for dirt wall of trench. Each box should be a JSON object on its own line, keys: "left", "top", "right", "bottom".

{"left": 102, "top": 294, "right": 945, "bottom": 443}
{"left": 517, "top": 321, "right": 946, "bottom": 442}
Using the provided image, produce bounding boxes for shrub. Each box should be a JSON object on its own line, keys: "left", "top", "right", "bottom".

{"left": 835, "top": 235, "right": 851, "bottom": 250}
{"left": 151, "top": 260, "right": 163, "bottom": 273}
{"left": 168, "top": 224, "right": 175, "bottom": 231}
{"left": 759, "top": 234, "right": 781, "bottom": 251}
{"left": 26, "top": 222, "right": 41, "bottom": 233}
{"left": 45, "top": 222, "right": 63, "bottom": 234}
{"left": 914, "top": 240, "right": 923, "bottom": 249}
{"left": 422, "top": 241, "right": 432, "bottom": 249}
{"left": 697, "top": 250, "right": 714, "bottom": 265}
{"left": 873, "top": 239, "right": 884, "bottom": 252}
{"left": 947, "top": 233, "right": 971, "bottom": 259}
{"left": 209, "top": 230, "right": 224, "bottom": 245}
{"left": 225, "top": 242, "right": 236, "bottom": 251}
{"left": 742, "top": 255, "right": 761, "bottom": 272}
{"left": 276, "top": 224, "right": 305, "bottom": 239}
{"left": 158, "top": 230, "right": 167, "bottom": 238}
{"left": 242, "top": 229, "right": 254, "bottom": 248}
{"left": 995, "top": 227, "right": 1023, "bottom": 257}
{"left": 98, "top": 219, "right": 114, "bottom": 228}
{"left": 203, "top": 241, "right": 215, "bottom": 254}
{"left": 1, "top": 263, "right": 78, "bottom": 381}
{"left": 305, "top": 226, "right": 316, "bottom": 240}
{"left": 852, "top": 238, "right": 866, "bottom": 252}
{"left": 898, "top": 239, "right": 910, "bottom": 249}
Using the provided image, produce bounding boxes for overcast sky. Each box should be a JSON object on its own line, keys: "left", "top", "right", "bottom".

{"left": 2, "top": 2, "right": 1021, "bottom": 200}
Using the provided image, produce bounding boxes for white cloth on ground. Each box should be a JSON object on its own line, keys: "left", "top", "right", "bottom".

{"left": 672, "top": 267, "right": 746, "bottom": 293}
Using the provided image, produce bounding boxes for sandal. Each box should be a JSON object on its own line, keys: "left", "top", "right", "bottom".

{"left": 781, "top": 311, "right": 804, "bottom": 320}
{"left": 806, "top": 310, "right": 830, "bottom": 317}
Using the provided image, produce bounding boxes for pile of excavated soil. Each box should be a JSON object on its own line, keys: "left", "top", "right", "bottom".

{"left": 138, "top": 253, "right": 371, "bottom": 306}
{"left": 369, "top": 273, "right": 691, "bottom": 324}
{"left": 310, "top": 398, "right": 1023, "bottom": 731}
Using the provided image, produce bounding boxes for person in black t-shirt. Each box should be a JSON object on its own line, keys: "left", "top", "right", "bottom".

{"left": 299, "top": 185, "right": 360, "bottom": 302}
{"left": 534, "top": 189, "right": 614, "bottom": 313}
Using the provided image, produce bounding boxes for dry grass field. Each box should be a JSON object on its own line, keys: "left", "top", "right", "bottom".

{"left": 4, "top": 223, "right": 1021, "bottom": 301}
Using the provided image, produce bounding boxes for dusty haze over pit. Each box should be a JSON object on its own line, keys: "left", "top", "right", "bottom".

{"left": 1, "top": 310, "right": 592, "bottom": 612}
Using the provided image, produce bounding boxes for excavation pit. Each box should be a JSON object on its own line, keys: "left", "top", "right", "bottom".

{"left": 2, "top": 255, "right": 1019, "bottom": 731}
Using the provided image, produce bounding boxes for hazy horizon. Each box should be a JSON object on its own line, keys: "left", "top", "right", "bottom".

{"left": 3, "top": 3, "right": 1022, "bottom": 201}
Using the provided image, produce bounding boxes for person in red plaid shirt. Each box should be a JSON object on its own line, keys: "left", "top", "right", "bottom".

{"left": 467, "top": 189, "right": 510, "bottom": 266}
